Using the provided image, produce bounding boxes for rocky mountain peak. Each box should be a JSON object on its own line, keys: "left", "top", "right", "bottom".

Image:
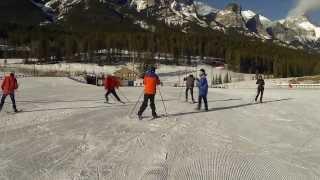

{"left": 224, "top": 3, "right": 241, "bottom": 14}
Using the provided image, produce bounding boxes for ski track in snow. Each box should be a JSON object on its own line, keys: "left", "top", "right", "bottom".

{"left": 0, "top": 77, "right": 319, "bottom": 179}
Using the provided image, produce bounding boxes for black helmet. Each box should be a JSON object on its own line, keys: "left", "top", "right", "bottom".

{"left": 199, "top": 69, "right": 206, "bottom": 75}
{"left": 150, "top": 66, "right": 156, "bottom": 73}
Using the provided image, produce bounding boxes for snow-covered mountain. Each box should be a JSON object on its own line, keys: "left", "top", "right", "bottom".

{"left": 44, "top": 0, "right": 82, "bottom": 20}
{"left": 242, "top": 10, "right": 271, "bottom": 27}
{"left": 279, "top": 16, "right": 320, "bottom": 41}
{"left": 193, "top": 1, "right": 219, "bottom": 16}
{"left": 30, "top": 0, "right": 56, "bottom": 22}
{"left": 215, "top": 3, "right": 246, "bottom": 29}
{"left": 26, "top": 0, "right": 320, "bottom": 51}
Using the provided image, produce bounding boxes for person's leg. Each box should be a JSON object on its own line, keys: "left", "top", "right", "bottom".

{"left": 9, "top": 93, "right": 17, "bottom": 112}
{"left": 203, "top": 95, "right": 208, "bottom": 111}
{"left": 185, "top": 88, "right": 189, "bottom": 101}
{"left": 138, "top": 94, "right": 149, "bottom": 116}
{"left": 191, "top": 88, "right": 195, "bottom": 102}
{"left": 111, "top": 89, "right": 122, "bottom": 102}
{"left": 0, "top": 94, "right": 7, "bottom": 112}
{"left": 255, "top": 88, "right": 260, "bottom": 102}
{"left": 197, "top": 96, "right": 202, "bottom": 110}
{"left": 260, "top": 88, "right": 264, "bottom": 102}
{"left": 150, "top": 94, "right": 157, "bottom": 117}
{"left": 105, "top": 90, "right": 111, "bottom": 102}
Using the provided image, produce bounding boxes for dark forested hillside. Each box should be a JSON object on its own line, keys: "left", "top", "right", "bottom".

{"left": 2, "top": 23, "right": 320, "bottom": 78}
{"left": 1, "top": 0, "right": 320, "bottom": 78}
{"left": 0, "top": 0, "right": 47, "bottom": 25}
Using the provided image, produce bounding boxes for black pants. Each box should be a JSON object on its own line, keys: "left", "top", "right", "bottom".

{"left": 185, "top": 87, "right": 195, "bottom": 102}
{"left": 0, "top": 93, "right": 17, "bottom": 112}
{"left": 198, "top": 95, "right": 208, "bottom": 110}
{"left": 105, "top": 89, "right": 121, "bottom": 102}
{"left": 138, "top": 94, "right": 157, "bottom": 117}
{"left": 255, "top": 87, "right": 264, "bottom": 102}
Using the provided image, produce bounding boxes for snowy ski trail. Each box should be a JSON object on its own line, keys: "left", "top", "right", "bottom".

{"left": 0, "top": 77, "right": 319, "bottom": 179}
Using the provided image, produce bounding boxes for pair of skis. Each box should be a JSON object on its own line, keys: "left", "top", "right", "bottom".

{"left": 137, "top": 114, "right": 168, "bottom": 121}
{"left": 5, "top": 109, "right": 23, "bottom": 115}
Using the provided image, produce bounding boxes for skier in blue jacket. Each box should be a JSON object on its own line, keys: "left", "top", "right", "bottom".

{"left": 197, "top": 69, "right": 209, "bottom": 111}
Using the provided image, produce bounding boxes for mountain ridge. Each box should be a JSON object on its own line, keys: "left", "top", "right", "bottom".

{"left": 2, "top": 0, "right": 320, "bottom": 52}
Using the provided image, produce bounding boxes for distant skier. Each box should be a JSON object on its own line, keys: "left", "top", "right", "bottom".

{"left": 138, "top": 67, "right": 161, "bottom": 120}
{"left": 197, "top": 69, "right": 208, "bottom": 111}
{"left": 255, "top": 75, "right": 265, "bottom": 103}
{"left": 184, "top": 74, "right": 195, "bottom": 103}
{"left": 104, "top": 74, "right": 124, "bottom": 104}
{"left": 0, "top": 73, "right": 19, "bottom": 113}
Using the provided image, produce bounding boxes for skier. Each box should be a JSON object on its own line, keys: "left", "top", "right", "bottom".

{"left": 138, "top": 67, "right": 161, "bottom": 120}
{"left": 104, "top": 74, "right": 124, "bottom": 104}
{"left": 184, "top": 74, "right": 195, "bottom": 103}
{"left": 197, "top": 69, "right": 208, "bottom": 111}
{"left": 0, "top": 72, "right": 19, "bottom": 113}
{"left": 255, "top": 75, "right": 265, "bottom": 103}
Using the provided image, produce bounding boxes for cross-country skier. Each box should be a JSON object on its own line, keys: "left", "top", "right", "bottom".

{"left": 138, "top": 67, "right": 160, "bottom": 120}
{"left": 0, "top": 72, "right": 19, "bottom": 113}
{"left": 255, "top": 75, "right": 265, "bottom": 103}
{"left": 184, "top": 74, "right": 195, "bottom": 103}
{"left": 197, "top": 69, "right": 208, "bottom": 111}
{"left": 104, "top": 74, "right": 124, "bottom": 104}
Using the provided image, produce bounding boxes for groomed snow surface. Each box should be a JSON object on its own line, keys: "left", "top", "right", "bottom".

{"left": 0, "top": 77, "right": 320, "bottom": 179}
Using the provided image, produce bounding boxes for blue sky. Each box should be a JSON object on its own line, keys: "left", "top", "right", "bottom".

{"left": 203, "top": 0, "right": 320, "bottom": 24}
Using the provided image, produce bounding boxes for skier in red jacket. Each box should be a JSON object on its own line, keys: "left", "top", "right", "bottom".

{"left": 104, "top": 75, "right": 124, "bottom": 104}
{"left": 0, "top": 73, "right": 19, "bottom": 112}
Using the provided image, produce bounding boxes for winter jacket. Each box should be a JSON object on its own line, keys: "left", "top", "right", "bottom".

{"left": 198, "top": 75, "right": 208, "bottom": 97}
{"left": 184, "top": 75, "right": 195, "bottom": 88}
{"left": 1, "top": 76, "right": 18, "bottom": 95}
{"left": 104, "top": 76, "right": 120, "bottom": 90}
{"left": 144, "top": 70, "right": 160, "bottom": 95}
{"left": 256, "top": 79, "right": 265, "bottom": 89}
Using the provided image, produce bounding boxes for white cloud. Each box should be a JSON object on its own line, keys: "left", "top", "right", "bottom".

{"left": 288, "top": 0, "right": 320, "bottom": 17}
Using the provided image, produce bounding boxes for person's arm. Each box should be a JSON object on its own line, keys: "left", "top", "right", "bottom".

{"left": 1, "top": 78, "right": 6, "bottom": 90}
{"left": 199, "top": 79, "right": 205, "bottom": 88}
{"left": 156, "top": 75, "right": 160, "bottom": 85}
{"left": 262, "top": 80, "right": 265, "bottom": 86}
{"left": 104, "top": 79, "right": 109, "bottom": 89}
{"left": 203, "top": 78, "right": 208, "bottom": 89}
{"left": 14, "top": 79, "right": 18, "bottom": 90}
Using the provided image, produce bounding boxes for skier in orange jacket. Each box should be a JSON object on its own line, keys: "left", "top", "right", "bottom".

{"left": 138, "top": 67, "right": 160, "bottom": 120}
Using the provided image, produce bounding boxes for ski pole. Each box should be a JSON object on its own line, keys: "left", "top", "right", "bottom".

{"left": 158, "top": 88, "right": 169, "bottom": 117}
{"left": 128, "top": 90, "right": 144, "bottom": 118}
{"left": 118, "top": 88, "right": 130, "bottom": 102}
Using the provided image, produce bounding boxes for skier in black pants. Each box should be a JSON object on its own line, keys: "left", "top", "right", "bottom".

{"left": 184, "top": 74, "right": 195, "bottom": 103}
{"left": 255, "top": 75, "right": 265, "bottom": 103}
{"left": 138, "top": 67, "right": 160, "bottom": 120}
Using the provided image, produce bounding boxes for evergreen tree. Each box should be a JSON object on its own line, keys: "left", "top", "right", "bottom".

{"left": 218, "top": 74, "right": 222, "bottom": 84}
{"left": 223, "top": 73, "right": 230, "bottom": 84}
{"left": 212, "top": 75, "right": 215, "bottom": 86}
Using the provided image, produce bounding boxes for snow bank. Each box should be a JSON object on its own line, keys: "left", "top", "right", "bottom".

{"left": 0, "top": 59, "right": 25, "bottom": 64}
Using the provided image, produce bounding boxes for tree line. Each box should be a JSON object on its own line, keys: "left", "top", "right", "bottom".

{"left": 1, "top": 22, "right": 320, "bottom": 78}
